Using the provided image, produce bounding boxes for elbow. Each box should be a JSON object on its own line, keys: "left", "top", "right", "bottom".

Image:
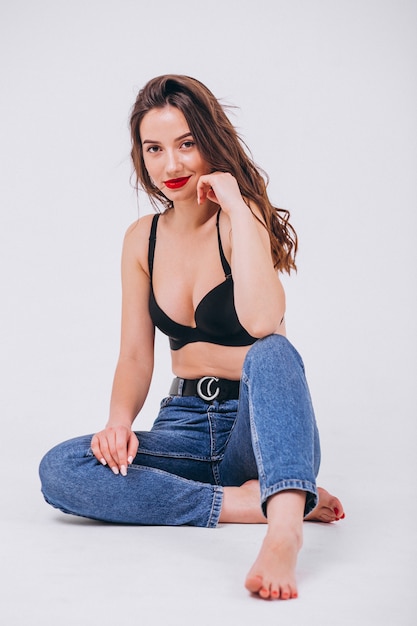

{"left": 236, "top": 293, "right": 286, "bottom": 338}
{"left": 241, "top": 317, "right": 281, "bottom": 339}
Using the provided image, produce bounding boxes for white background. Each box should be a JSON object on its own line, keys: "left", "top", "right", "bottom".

{"left": 1, "top": 1, "right": 416, "bottom": 624}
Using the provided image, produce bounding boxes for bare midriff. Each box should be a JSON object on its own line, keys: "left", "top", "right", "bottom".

{"left": 171, "top": 331, "right": 285, "bottom": 380}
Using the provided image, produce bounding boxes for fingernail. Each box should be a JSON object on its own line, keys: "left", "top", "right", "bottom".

{"left": 334, "top": 507, "right": 339, "bottom": 516}
{"left": 100, "top": 458, "right": 107, "bottom": 466}
{"left": 111, "top": 466, "right": 119, "bottom": 475}
{"left": 127, "top": 456, "right": 133, "bottom": 464}
{"left": 120, "top": 465, "right": 127, "bottom": 477}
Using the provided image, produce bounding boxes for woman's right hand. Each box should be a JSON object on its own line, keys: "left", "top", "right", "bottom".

{"left": 91, "top": 424, "right": 139, "bottom": 476}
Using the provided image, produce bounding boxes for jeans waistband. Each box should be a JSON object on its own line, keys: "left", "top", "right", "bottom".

{"left": 169, "top": 376, "right": 240, "bottom": 402}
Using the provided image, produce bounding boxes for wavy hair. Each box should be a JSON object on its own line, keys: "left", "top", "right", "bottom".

{"left": 130, "top": 74, "right": 297, "bottom": 273}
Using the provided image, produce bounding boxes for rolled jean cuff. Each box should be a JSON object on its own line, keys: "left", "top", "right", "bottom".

{"left": 207, "top": 486, "right": 224, "bottom": 528}
{"left": 261, "top": 479, "right": 318, "bottom": 518}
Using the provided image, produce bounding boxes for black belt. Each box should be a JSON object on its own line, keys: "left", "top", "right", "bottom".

{"left": 169, "top": 376, "right": 240, "bottom": 402}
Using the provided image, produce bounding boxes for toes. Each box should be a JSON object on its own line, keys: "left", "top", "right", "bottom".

{"left": 245, "top": 575, "right": 273, "bottom": 599}
{"left": 264, "top": 582, "right": 299, "bottom": 601}
{"left": 280, "top": 584, "right": 293, "bottom": 600}
{"left": 316, "top": 487, "right": 344, "bottom": 515}
{"left": 270, "top": 584, "right": 298, "bottom": 600}
{"left": 333, "top": 504, "right": 346, "bottom": 521}
{"left": 328, "top": 495, "right": 345, "bottom": 519}
{"left": 305, "top": 490, "right": 346, "bottom": 523}
{"left": 245, "top": 574, "right": 264, "bottom": 594}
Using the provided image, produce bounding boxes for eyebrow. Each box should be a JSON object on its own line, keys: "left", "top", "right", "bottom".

{"left": 142, "top": 132, "right": 193, "bottom": 145}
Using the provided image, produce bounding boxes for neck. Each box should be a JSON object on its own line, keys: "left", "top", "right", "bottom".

{"left": 168, "top": 199, "right": 219, "bottom": 230}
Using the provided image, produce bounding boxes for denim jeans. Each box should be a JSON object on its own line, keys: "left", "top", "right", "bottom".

{"left": 39, "top": 335, "right": 321, "bottom": 527}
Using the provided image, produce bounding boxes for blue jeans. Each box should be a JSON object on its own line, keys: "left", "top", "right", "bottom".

{"left": 39, "top": 335, "right": 321, "bottom": 527}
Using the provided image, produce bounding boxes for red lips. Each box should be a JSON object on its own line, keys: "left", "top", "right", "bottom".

{"left": 164, "top": 176, "right": 191, "bottom": 189}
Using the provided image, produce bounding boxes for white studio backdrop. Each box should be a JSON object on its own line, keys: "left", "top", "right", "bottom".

{"left": 0, "top": 0, "right": 416, "bottom": 516}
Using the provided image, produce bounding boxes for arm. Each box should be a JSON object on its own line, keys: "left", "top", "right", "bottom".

{"left": 197, "top": 173, "right": 285, "bottom": 337}
{"left": 91, "top": 217, "right": 155, "bottom": 475}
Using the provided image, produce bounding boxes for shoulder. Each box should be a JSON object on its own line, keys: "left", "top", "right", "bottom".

{"left": 122, "top": 213, "right": 159, "bottom": 274}
{"left": 124, "top": 212, "right": 156, "bottom": 242}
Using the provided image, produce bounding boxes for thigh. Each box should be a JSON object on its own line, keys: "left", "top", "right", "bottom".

{"left": 39, "top": 433, "right": 222, "bottom": 526}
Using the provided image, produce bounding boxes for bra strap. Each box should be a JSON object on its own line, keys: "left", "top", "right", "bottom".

{"left": 148, "top": 213, "right": 160, "bottom": 278}
{"left": 216, "top": 209, "right": 232, "bottom": 278}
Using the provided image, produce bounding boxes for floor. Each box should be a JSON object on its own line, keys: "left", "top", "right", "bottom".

{"left": 1, "top": 426, "right": 415, "bottom": 626}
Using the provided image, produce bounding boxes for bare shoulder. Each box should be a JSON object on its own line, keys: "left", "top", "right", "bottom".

{"left": 122, "top": 213, "right": 157, "bottom": 274}
{"left": 124, "top": 213, "right": 156, "bottom": 243}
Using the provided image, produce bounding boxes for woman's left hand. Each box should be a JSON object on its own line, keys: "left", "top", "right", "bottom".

{"left": 197, "top": 172, "right": 246, "bottom": 214}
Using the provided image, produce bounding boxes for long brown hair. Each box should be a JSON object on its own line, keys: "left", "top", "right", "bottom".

{"left": 130, "top": 74, "right": 297, "bottom": 273}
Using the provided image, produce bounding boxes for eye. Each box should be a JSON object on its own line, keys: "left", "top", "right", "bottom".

{"left": 146, "top": 145, "right": 161, "bottom": 154}
{"left": 181, "top": 140, "right": 195, "bottom": 149}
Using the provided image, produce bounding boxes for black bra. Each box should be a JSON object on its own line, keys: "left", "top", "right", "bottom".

{"left": 148, "top": 211, "right": 257, "bottom": 351}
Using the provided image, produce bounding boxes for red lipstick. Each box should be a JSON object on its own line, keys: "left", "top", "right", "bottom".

{"left": 164, "top": 176, "right": 191, "bottom": 189}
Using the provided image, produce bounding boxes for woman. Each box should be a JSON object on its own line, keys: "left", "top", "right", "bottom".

{"left": 39, "top": 75, "right": 344, "bottom": 601}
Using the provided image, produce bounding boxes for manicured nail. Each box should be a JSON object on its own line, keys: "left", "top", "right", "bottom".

{"left": 120, "top": 465, "right": 127, "bottom": 477}
{"left": 111, "top": 466, "right": 119, "bottom": 475}
{"left": 334, "top": 507, "right": 339, "bottom": 516}
{"left": 100, "top": 458, "right": 107, "bottom": 466}
{"left": 127, "top": 456, "right": 133, "bottom": 464}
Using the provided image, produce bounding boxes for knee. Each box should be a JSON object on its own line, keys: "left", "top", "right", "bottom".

{"left": 252, "top": 333, "right": 288, "bottom": 352}
{"left": 39, "top": 445, "right": 63, "bottom": 507}
{"left": 246, "top": 334, "right": 301, "bottom": 362}
{"left": 243, "top": 334, "right": 305, "bottom": 377}
{"left": 39, "top": 441, "right": 65, "bottom": 485}
{"left": 39, "top": 441, "right": 68, "bottom": 500}
{"left": 39, "top": 435, "right": 92, "bottom": 504}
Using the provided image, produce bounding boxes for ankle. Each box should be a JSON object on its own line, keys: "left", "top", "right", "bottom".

{"left": 265, "top": 490, "right": 306, "bottom": 540}
{"left": 220, "top": 483, "right": 266, "bottom": 524}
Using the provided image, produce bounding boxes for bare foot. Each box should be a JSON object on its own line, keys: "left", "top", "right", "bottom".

{"left": 245, "top": 491, "right": 305, "bottom": 600}
{"left": 245, "top": 528, "right": 301, "bottom": 599}
{"left": 221, "top": 484, "right": 344, "bottom": 599}
{"left": 304, "top": 487, "right": 345, "bottom": 523}
{"left": 220, "top": 482, "right": 345, "bottom": 525}
{"left": 219, "top": 480, "right": 266, "bottom": 523}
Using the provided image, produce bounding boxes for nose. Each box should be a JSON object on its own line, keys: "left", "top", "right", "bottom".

{"left": 165, "top": 149, "right": 183, "bottom": 176}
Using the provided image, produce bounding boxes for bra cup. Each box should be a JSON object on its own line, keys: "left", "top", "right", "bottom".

{"left": 148, "top": 211, "right": 256, "bottom": 351}
{"left": 149, "top": 277, "right": 256, "bottom": 351}
{"left": 194, "top": 278, "right": 238, "bottom": 338}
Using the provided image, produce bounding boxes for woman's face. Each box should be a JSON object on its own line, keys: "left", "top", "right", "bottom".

{"left": 140, "top": 105, "right": 210, "bottom": 204}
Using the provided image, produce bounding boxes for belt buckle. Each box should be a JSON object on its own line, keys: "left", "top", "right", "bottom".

{"left": 196, "top": 376, "right": 220, "bottom": 401}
